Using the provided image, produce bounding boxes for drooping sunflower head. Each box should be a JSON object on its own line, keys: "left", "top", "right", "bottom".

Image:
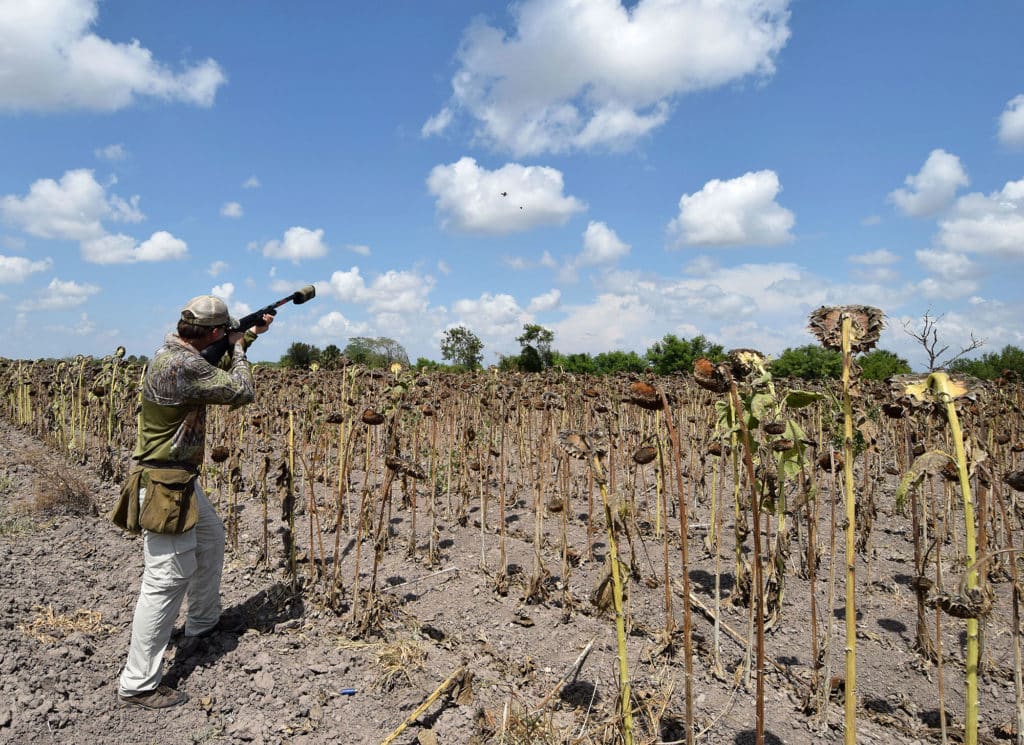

{"left": 693, "top": 357, "right": 731, "bottom": 393}
{"left": 808, "top": 305, "right": 885, "bottom": 353}
{"left": 624, "top": 380, "right": 664, "bottom": 410}
{"left": 727, "top": 348, "right": 767, "bottom": 378}
{"left": 558, "top": 429, "right": 608, "bottom": 460}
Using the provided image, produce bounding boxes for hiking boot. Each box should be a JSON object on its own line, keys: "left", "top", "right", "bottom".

{"left": 194, "top": 611, "right": 247, "bottom": 638}
{"left": 175, "top": 611, "right": 247, "bottom": 642}
{"left": 118, "top": 684, "right": 188, "bottom": 710}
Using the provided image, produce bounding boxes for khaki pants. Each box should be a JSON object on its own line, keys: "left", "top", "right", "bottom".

{"left": 118, "top": 482, "right": 224, "bottom": 696}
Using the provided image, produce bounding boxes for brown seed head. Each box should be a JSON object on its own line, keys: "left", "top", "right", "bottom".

{"left": 1004, "top": 469, "right": 1024, "bottom": 492}
{"left": 361, "top": 409, "right": 385, "bottom": 425}
{"left": 808, "top": 305, "right": 884, "bottom": 353}
{"left": 632, "top": 445, "right": 657, "bottom": 465}
{"left": 693, "top": 357, "right": 730, "bottom": 393}
{"left": 728, "top": 348, "right": 767, "bottom": 378}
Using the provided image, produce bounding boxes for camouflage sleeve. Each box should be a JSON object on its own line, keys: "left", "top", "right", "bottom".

{"left": 181, "top": 344, "right": 255, "bottom": 407}
{"left": 213, "top": 330, "right": 259, "bottom": 370}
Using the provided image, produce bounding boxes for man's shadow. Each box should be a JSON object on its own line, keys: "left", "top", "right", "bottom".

{"left": 163, "top": 581, "right": 304, "bottom": 688}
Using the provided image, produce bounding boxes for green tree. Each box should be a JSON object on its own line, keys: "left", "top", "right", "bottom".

{"left": 769, "top": 344, "right": 842, "bottom": 380}
{"left": 552, "top": 352, "right": 598, "bottom": 374}
{"left": 440, "top": 326, "right": 484, "bottom": 370}
{"left": 949, "top": 344, "right": 1024, "bottom": 380}
{"left": 280, "top": 341, "right": 322, "bottom": 369}
{"left": 342, "top": 336, "right": 410, "bottom": 368}
{"left": 594, "top": 350, "right": 648, "bottom": 374}
{"left": 516, "top": 324, "right": 555, "bottom": 372}
{"left": 320, "top": 343, "right": 342, "bottom": 370}
{"left": 858, "top": 349, "right": 912, "bottom": 380}
{"left": 645, "top": 333, "right": 724, "bottom": 375}
{"left": 414, "top": 357, "right": 446, "bottom": 371}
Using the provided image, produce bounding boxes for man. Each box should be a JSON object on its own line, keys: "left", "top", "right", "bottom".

{"left": 117, "top": 295, "right": 272, "bottom": 710}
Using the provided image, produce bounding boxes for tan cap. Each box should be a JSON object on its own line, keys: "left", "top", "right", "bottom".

{"left": 180, "top": 295, "right": 231, "bottom": 327}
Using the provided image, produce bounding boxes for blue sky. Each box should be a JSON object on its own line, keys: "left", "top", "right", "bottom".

{"left": 1, "top": 1, "right": 1023, "bottom": 370}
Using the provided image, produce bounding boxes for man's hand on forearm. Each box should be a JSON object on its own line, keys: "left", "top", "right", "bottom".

{"left": 252, "top": 314, "right": 274, "bottom": 335}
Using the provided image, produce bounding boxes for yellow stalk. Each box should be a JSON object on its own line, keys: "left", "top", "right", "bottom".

{"left": 841, "top": 314, "right": 858, "bottom": 745}
{"left": 930, "top": 372, "right": 980, "bottom": 745}
{"left": 591, "top": 453, "right": 634, "bottom": 745}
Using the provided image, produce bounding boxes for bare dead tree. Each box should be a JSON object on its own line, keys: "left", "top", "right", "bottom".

{"left": 902, "top": 309, "right": 984, "bottom": 372}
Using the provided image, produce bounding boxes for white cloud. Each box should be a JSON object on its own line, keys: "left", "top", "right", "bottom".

{"left": 81, "top": 230, "right": 188, "bottom": 264}
{"left": 888, "top": 149, "right": 969, "bottom": 218}
{"left": 262, "top": 226, "right": 329, "bottom": 262}
{"left": 553, "top": 293, "right": 657, "bottom": 354}
{"left": 242, "top": 176, "right": 261, "bottom": 189}
{"left": 211, "top": 282, "right": 251, "bottom": 317}
{"left": 94, "top": 143, "right": 126, "bottom": 161}
{"left": 17, "top": 277, "right": 99, "bottom": 310}
{"left": 915, "top": 277, "right": 979, "bottom": 300}
{"left": 346, "top": 243, "right": 370, "bottom": 256}
{"left": 430, "top": 0, "right": 791, "bottom": 155}
{"left": 502, "top": 250, "right": 560, "bottom": 271}
{"left": 109, "top": 194, "right": 144, "bottom": 223}
{"left": 668, "top": 170, "right": 795, "bottom": 247}
{"left": 436, "top": 259, "right": 451, "bottom": 275}
{"left": 220, "top": 201, "right": 243, "bottom": 218}
{"left": 853, "top": 266, "right": 899, "bottom": 284}
{"left": 998, "top": 94, "right": 1024, "bottom": 147}
{"left": 527, "top": 288, "right": 561, "bottom": 313}
{"left": 502, "top": 256, "right": 530, "bottom": 270}
{"left": 0, "top": 167, "right": 163, "bottom": 263}
{"left": 0, "top": 0, "right": 226, "bottom": 112}
{"left": 138, "top": 230, "right": 189, "bottom": 262}
{"left": 682, "top": 255, "right": 719, "bottom": 276}
{"left": 850, "top": 248, "right": 899, "bottom": 265}
{"left": 572, "top": 260, "right": 912, "bottom": 361}
{"left": 366, "top": 270, "right": 435, "bottom": 315}
{"left": 915, "top": 249, "right": 980, "bottom": 280}
{"left": 848, "top": 251, "right": 900, "bottom": 282}
{"left": 0, "top": 254, "right": 52, "bottom": 283}
{"left": 327, "top": 267, "right": 367, "bottom": 302}
{"left": 427, "top": 157, "right": 586, "bottom": 234}
{"left": 208, "top": 260, "right": 229, "bottom": 277}
{"left": 421, "top": 107, "right": 453, "bottom": 138}
{"left": 45, "top": 312, "right": 98, "bottom": 336}
{"left": 937, "top": 179, "right": 1024, "bottom": 256}
{"left": 578, "top": 221, "right": 630, "bottom": 266}
{"left": 211, "top": 282, "right": 236, "bottom": 303}
{"left": 322, "top": 266, "right": 435, "bottom": 319}
{"left": 1, "top": 169, "right": 110, "bottom": 240}
{"left": 311, "top": 311, "right": 366, "bottom": 341}
{"left": 451, "top": 292, "right": 528, "bottom": 338}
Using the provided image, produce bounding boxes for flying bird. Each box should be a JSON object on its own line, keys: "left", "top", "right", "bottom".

{"left": 499, "top": 191, "right": 508, "bottom": 197}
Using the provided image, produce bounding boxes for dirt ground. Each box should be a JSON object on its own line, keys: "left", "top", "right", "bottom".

{"left": 0, "top": 417, "right": 1021, "bottom": 745}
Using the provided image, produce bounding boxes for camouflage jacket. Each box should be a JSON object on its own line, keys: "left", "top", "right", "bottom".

{"left": 132, "top": 334, "right": 255, "bottom": 468}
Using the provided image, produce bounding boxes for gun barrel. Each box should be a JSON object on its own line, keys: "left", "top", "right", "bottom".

{"left": 291, "top": 285, "right": 316, "bottom": 305}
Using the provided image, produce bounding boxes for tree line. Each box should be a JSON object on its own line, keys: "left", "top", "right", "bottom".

{"left": 274, "top": 324, "right": 1024, "bottom": 381}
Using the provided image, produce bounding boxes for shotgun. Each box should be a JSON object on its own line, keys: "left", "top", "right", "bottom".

{"left": 201, "top": 285, "right": 316, "bottom": 365}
